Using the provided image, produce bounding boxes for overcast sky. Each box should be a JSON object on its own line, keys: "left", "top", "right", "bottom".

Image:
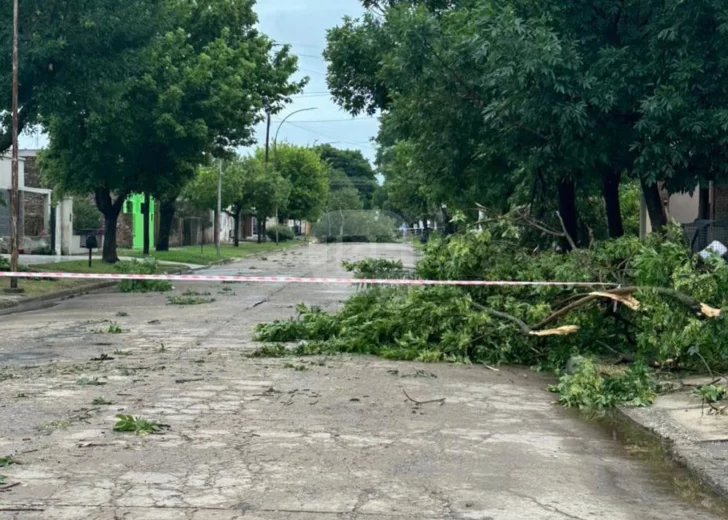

{"left": 20, "top": 0, "right": 379, "bottom": 164}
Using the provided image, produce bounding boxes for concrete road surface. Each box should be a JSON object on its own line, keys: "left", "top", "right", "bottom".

{"left": 0, "top": 243, "right": 725, "bottom": 519}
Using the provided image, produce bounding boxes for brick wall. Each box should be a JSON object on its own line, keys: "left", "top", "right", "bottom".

{"left": 714, "top": 185, "right": 728, "bottom": 221}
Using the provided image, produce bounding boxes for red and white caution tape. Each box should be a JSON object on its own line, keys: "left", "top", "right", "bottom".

{"left": 0, "top": 271, "right": 617, "bottom": 287}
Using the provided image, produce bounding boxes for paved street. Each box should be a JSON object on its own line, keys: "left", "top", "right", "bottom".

{"left": 0, "top": 243, "right": 724, "bottom": 519}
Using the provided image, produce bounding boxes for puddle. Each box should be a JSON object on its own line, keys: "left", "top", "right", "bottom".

{"left": 590, "top": 411, "right": 728, "bottom": 517}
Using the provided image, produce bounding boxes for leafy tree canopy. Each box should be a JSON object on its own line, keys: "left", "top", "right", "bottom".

{"left": 258, "top": 144, "right": 329, "bottom": 222}
{"left": 316, "top": 144, "right": 377, "bottom": 208}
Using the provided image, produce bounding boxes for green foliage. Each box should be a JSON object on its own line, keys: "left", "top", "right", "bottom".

{"left": 550, "top": 360, "right": 657, "bottom": 410}
{"left": 72, "top": 198, "right": 102, "bottom": 234}
{"left": 255, "top": 219, "right": 728, "bottom": 408}
{"left": 693, "top": 384, "right": 728, "bottom": 404}
{"left": 0, "top": 456, "right": 17, "bottom": 468}
{"left": 40, "top": 0, "right": 304, "bottom": 261}
{"left": 261, "top": 144, "right": 329, "bottom": 222}
{"left": 266, "top": 225, "right": 295, "bottom": 242}
{"left": 106, "top": 323, "right": 123, "bottom": 334}
{"left": 325, "top": 0, "right": 728, "bottom": 240}
{"left": 92, "top": 397, "right": 114, "bottom": 406}
{"left": 342, "top": 258, "right": 405, "bottom": 278}
{"left": 0, "top": 0, "right": 166, "bottom": 154}
{"left": 316, "top": 145, "right": 378, "bottom": 208}
{"left": 115, "top": 259, "right": 173, "bottom": 293}
{"left": 167, "top": 294, "right": 216, "bottom": 305}
{"left": 113, "top": 414, "right": 162, "bottom": 436}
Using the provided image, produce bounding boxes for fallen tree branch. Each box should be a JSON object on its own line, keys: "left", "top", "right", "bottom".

{"left": 556, "top": 211, "right": 578, "bottom": 251}
{"left": 470, "top": 302, "right": 531, "bottom": 334}
{"left": 402, "top": 389, "right": 445, "bottom": 405}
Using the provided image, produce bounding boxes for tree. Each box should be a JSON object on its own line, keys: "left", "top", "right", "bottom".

{"left": 184, "top": 160, "right": 245, "bottom": 242}
{"left": 315, "top": 144, "right": 378, "bottom": 208}
{"left": 42, "top": 0, "right": 304, "bottom": 262}
{"left": 321, "top": 168, "right": 364, "bottom": 240}
{"left": 244, "top": 159, "right": 292, "bottom": 243}
{"left": 326, "top": 0, "right": 728, "bottom": 244}
{"left": 260, "top": 144, "right": 329, "bottom": 223}
{"left": 0, "top": 0, "right": 165, "bottom": 154}
{"left": 228, "top": 156, "right": 290, "bottom": 246}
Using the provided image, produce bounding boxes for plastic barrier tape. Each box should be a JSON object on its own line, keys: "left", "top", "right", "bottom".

{"left": 0, "top": 271, "right": 618, "bottom": 287}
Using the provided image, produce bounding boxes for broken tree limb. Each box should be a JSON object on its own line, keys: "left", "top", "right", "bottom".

{"left": 470, "top": 302, "right": 531, "bottom": 334}
{"left": 534, "top": 286, "right": 722, "bottom": 331}
{"left": 402, "top": 389, "right": 445, "bottom": 405}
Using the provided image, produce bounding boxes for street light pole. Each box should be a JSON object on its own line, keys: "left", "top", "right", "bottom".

{"left": 8, "top": 0, "right": 20, "bottom": 291}
{"left": 270, "top": 107, "right": 317, "bottom": 244}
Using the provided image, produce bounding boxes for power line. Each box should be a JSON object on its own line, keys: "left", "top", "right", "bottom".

{"left": 285, "top": 121, "right": 376, "bottom": 149}
{"left": 272, "top": 117, "right": 376, "bottom": 123}
{"left": 298, "top": 67, "right": 326, "bottom": 76}
{"left": 290, "top": 93, "right": 332, "bottom": 98}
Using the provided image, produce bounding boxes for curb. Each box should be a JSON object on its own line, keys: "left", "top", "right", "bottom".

{"left": 0, "top": 280, "right": 118, "bottom": 314}
{"left": 616, "top": 405, "right": 728, "bottom": 500}
{"left": 0, "top": 243, "right": 304, "bottom": 315}
{"left": 0, "top": 266, "right": 196, "bottom": 316}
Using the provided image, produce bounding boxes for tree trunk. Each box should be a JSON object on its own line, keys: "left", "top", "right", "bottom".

{"left": 143, "top": 192, "right": 150, "bottom": 255}
{"left": 558, "top": 179, "right": 579, "bottom": 250}
{"left": 257, "top": 216, "right": 262, "bottom": 244}
{"left": 156, "top": 198, "right": 176, "bottom": 251}
{"left": 698, "top": 185, "right": 711, "bottom": 220}
{"left": 602, "top": 170, "right": 624, "bottom": 238}
{"left": 262, "top": 220, "right": 267, "bottom": 242}
{"left": 94, "top": 187, "right": 126, "bottom": 263}
{"left": 233, "top": 207, "right": 241, "bottom": 247}
{"left": 641, "top": 181, "right": 667, "bottom": 232}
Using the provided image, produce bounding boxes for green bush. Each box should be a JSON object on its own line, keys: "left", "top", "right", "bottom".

{"left": 115, "top": 258, "right": 173, "bottom": 293}
{"left": 550, "top": 360, "right": 657, "bottom": 410}
{"left": 266, "top": 224, "right": 295, "bottom": 242}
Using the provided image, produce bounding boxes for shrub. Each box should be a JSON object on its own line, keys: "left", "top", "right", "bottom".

{"left": 115, "top": 258, "right": 173, "bottom": 293}
{"left": 266, "top": 224, "right": 295, "bottom": 242}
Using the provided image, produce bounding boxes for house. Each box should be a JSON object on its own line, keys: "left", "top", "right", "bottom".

{"left": 0, "top": 152, "right": 53, "bottom": 253}
{"left": 641, "top": 181, "right": 728, "bottom": 251}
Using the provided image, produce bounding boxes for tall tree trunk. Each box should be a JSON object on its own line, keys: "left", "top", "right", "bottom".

{"left": 143, "top": 192, "right": 150, "bottom": 255}
{"left": 156, "top": 198, "right": 176, "bottom": 251}
{"left": 641, "top": 181, "right": 667, "bottom": 232}
{"left": 233, "top": 207, "right": 241, "bottom": 247}
{"left": 257, "top": 216, "right": 262, "bottom": 244}
{"left": 698, "top": 185, "right": 711, "bottom": 220}
{"left": 602, "top": 169, "right": 624, "bottom": 238}
{"left": 95, "top": 187, "right": 126, "bottom": 263}
{"left": 558, "top": 179, "right": 579, "bottom": 250}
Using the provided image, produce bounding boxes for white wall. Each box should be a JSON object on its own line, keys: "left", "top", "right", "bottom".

{"left": 0, "top": 156, "right": 25, "bottom": 189}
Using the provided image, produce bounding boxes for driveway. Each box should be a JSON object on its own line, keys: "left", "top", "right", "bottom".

{"left": 0, "top": 243, "right": 724, "bottom": 519}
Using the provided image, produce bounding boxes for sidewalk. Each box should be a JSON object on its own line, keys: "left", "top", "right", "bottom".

{"left": 621, "top": 376, "right": 728, "bottom": 499}
{"left": 1, "top": 253, "right": 204, "bottom": 270}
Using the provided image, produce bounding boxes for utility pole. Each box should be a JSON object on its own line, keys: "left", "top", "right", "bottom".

{"left": 8, "top": 0, "right": 21, "bottom": 292}
{"left": 262, "top": 111, "right": 271, "bottom": 243}
{"left": 216, "top": 159, "right": 222, "bottom": 261}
